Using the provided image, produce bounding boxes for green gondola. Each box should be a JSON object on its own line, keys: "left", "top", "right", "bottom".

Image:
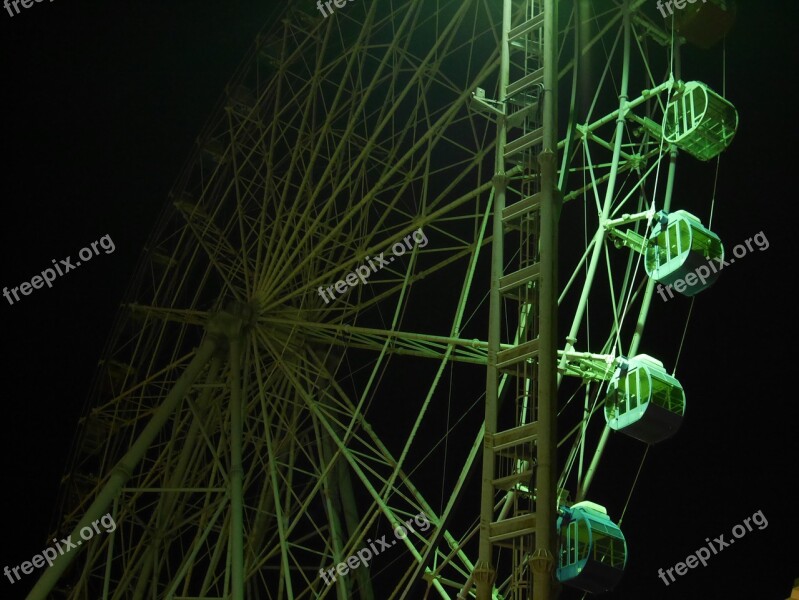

{"left": 605, "top": 354, "right": 685, "bottom": 443}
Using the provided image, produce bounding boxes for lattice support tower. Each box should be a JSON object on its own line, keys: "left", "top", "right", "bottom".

{"left": 477, "top": 0, "right": 559, "bottom": 598}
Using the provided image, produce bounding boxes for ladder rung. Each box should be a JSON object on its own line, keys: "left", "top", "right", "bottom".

{"left": 507, "top": 68, "right": 544, "bottom": 98}
{"left": 500, "top": 263, "right": 541, "bottom": 299}
{"left": 492, "top": 470, "right": 534, "bottom": 491}
{"left": 505, "top": 127, "right": 543, "bottom": 160}
{"left": 508, "top": 13, "right": 544, "bottom": 44}
{"left": 492, "top": 422, "right": 539, "bottom": 452}
{"left": 497, "top": 339, "right": 540, "bottom": 373}
{"left": 510, "top": 40, "right": 542, "bottom": 62}
{"left": 489, "top": 513, "right": 537, "bottom": 542}
{"left": 507, "top": 101, "right": 539, "bottom": 129}
{"left": 502, "top": 192, "right": 542, "bottom": 229}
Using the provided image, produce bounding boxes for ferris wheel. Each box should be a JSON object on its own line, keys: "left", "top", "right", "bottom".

{"left": 26, "top": 1, "right": 737, "bottom": 599}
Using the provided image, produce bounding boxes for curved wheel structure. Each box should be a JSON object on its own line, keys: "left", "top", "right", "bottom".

{"left": 29, "top": 1, "right": 729, "bottom": 599}
{"left": 34, "top": 2, "right": 504, "bottom": 598}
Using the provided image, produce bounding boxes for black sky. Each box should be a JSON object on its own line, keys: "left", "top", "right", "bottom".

{"left": 1, "top": 1, "right": 797, "bottom": 599}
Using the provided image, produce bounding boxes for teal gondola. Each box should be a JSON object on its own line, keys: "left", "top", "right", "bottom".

{"left": 663, "top": 81, "right": 738, "bottom": 160}
{"left": 605, "top": 354, "right": 685, "bottom": 443}
{"left": 557, "top": 501, "right": 627, "bottom": 593}
{"left": 645, "top": 209, "right": 724, "bottom": 297}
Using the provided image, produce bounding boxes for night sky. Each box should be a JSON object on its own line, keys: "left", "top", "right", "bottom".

{"left": 1, "top": 1, "right": 796, "bottom": 599}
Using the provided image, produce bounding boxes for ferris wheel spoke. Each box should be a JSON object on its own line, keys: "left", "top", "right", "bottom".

{"left": 256, "top": 9, "right": 431, "bottom": 287}
{"left": 260, "top": 112, "right": 492, "bottom": 310}
{"left": 268, "top": 320, "right": 490, "bottom": 365}
{"left": 259, "top": 338, "right": 481, "bottom": 588}
{"left": 259, "top": 58, "right": 499, "bottom": 301}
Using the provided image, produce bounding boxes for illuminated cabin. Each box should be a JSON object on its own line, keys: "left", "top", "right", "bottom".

{"left": 664, "top": 81, "right": 738, "bottom": 161}
{"left": 645, "top": 210, "right": 723, "bottom": 296}
{"left": 557, "top": 501, "right": 627, "bottom": 594}
{"left": 605, "top": 355, "right": 685, "bottom": 444}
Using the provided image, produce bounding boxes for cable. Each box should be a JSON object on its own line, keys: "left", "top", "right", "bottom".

{"left": 619, "top": 444, "right": 649, "bottom": 525}
{"left": 708, "top": 38, "right": 727, "bottom": 229}
{"left": 678, "top": 37, "right": 728, "bottom": 374}
{"left": 708, "top": 155, "right": 721, "bottom": 229}
{"left": 672, "top": 296, "right": 695, "bottom": 377}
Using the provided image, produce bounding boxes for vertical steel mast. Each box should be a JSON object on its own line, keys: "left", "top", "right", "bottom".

{"left": 477, "top": 0, "right": 558, "bottom": 598}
